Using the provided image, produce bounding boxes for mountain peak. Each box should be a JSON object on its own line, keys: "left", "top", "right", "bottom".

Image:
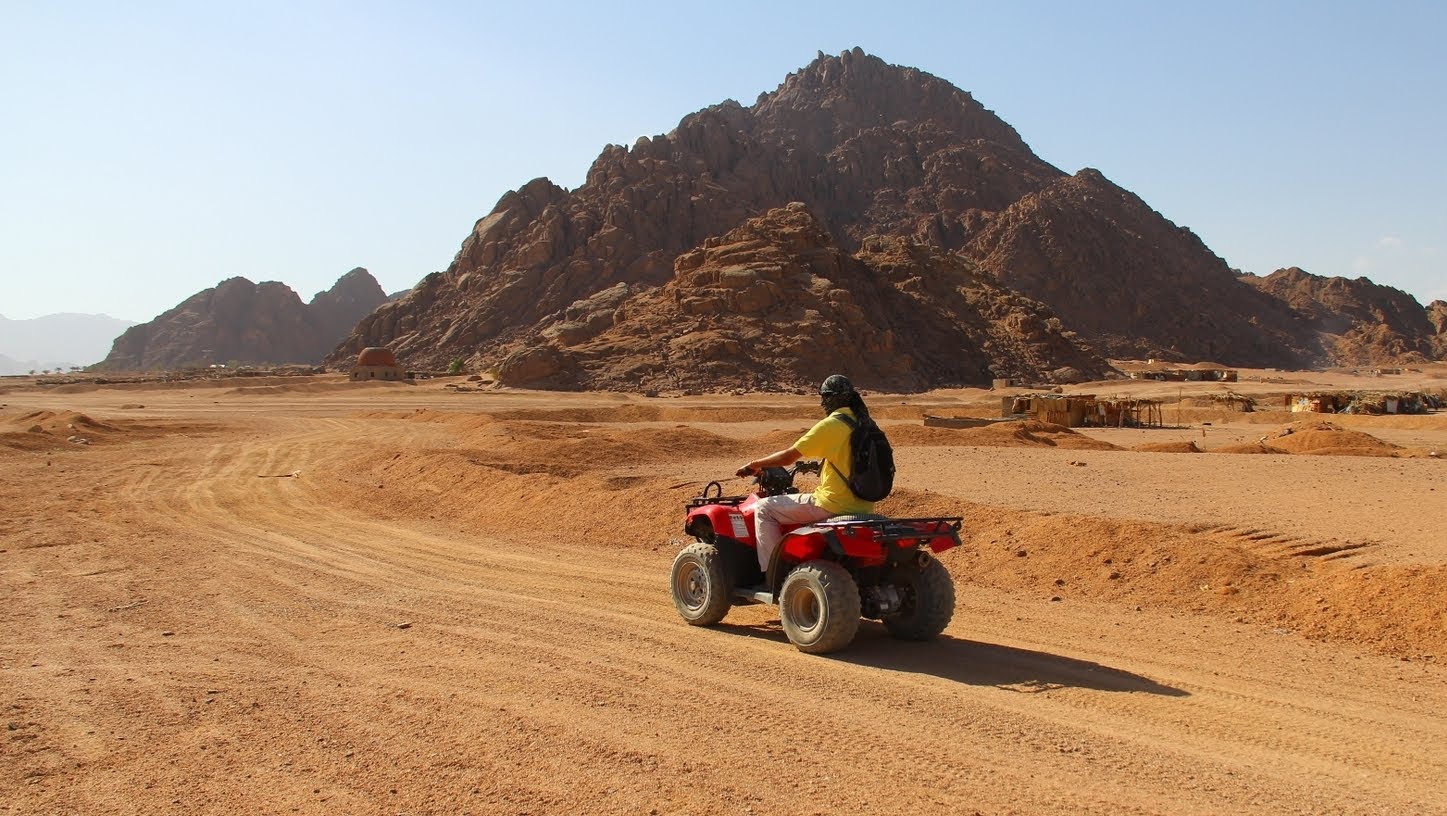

{"left": 328, "top": 50, "right": 1442, "bottom": 378}
{"left": 754, "top": 49, "right": 1032, "bottom": 156}
{"left": 311, "top": 267, "right": 384, "bottom": 305}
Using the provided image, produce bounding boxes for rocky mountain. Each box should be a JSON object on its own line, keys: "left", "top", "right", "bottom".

{"left": 961, "top": 170, "right": 1319, "bottom": 365}
{"left": 1244, "top": 268, "right": 1441, "bottom": 365}
{"left": 492, "top": 205, "right": 1109, "bottom": 391}
{"left": 1429, "top": 301, "right": 1447, "bottom": 359}
{"left": 0, "top": 312, "right": 137, "bottom": 373}
{"left": 330, "top": 48, "right": 1441, "bottom": 383}
{"left": 101, "top": 268, "right": 387, "bottom": 370}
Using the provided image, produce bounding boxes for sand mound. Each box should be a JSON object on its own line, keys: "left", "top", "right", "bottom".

{"left": 486, "top": 405, "right": 816, "bottom": 424}
{"left": 1338, "top": 414, "right": 1447, "bottom": 431}
{"left": 0, "top": 431, "right": 57, "bottom": 452}
{"left": 1132, "top": 440, "right": 1203, "bottom": 453}
{"left": 491, "top": 424, "right": 749, "bottom": 467}
{"left": 368, "top": 404, "right": 821, "bottom": 426}
{"left": 1267, "top": 421, "right": 1400, "bottom": 456}
{"left": 1295, "top": 446, "right": 1402, "bottom": 458}
{"left": 5, "top": 410, "right": 118, "bottom": 437}
{"left": 9, "top": 410, "right": 119, "bottom": 434}
{"left": 1396, "top": 448, "right": 1444, "bottom": 459}
{"left": 43, "top": 375, "right": 336, "bottom": 394}
{"left": 883, "top": 424, "right": 1008, "bottom": 447}
{"left": 1213, "top": 442, "right": 1289, "bottom": 455}
{"left": 365, "top": 415, "right": 753, "bottom": 472}
{"left": 883, "top": 489, "right": 1447, "bottom": 659}
{"left": 1, "top": 410, "right": 125, "bottom": 451}
{"left": 1, "top": 409, "right": 215, "bottom": 453}
{"left": 323, "top": 445, "right": 713, "bottom": 550}
{"left": 226, "top": 380, "right": 411, "bottom": 395}
{"left": 929, "top": 420, "right": 1120, "bottom": 450}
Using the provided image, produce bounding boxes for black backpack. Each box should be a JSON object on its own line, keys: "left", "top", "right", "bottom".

{"left": 830, "top": 413, "right": 894, "bottom": 502}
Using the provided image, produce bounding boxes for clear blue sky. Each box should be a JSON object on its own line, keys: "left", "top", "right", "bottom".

{"left": 2, "top": 1, "right": 1443, "bottom": 322}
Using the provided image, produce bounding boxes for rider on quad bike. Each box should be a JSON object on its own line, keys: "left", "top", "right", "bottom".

{"left": 737, "top": 374, "right": 875, "bottom": 573}
{"left": 670, "top": 375, "right": 962, "bottom": 654}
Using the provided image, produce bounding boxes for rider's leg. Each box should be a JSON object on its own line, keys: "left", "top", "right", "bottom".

{"left": 753, "top": 493, "right": 833, "bottom": 571}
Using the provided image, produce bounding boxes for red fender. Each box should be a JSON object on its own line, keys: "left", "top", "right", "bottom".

{"left": 685, "top": 499, "right": 757, "bottom": 545}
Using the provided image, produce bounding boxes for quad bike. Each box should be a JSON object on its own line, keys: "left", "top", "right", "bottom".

{"left": 669, "top": 461, "right": 963, "bottom": 654}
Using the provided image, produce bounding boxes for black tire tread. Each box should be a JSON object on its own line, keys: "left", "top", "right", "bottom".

{"left": 779, "top": 560, "right": 861, "bottom": 654}
{"left": 670, "top": 542, "right": 732, "bottom": 626}
{"left": 883, "top": 558, "right": 954, "bottom": 641}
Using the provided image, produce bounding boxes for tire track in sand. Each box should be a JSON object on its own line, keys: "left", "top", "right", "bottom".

{"left": 13, "top": 415, "right": 1446, "bottom": 816}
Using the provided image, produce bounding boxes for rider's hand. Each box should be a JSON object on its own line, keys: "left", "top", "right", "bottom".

{"left": 736, "top": 464, "right": 756, "bottom": 478}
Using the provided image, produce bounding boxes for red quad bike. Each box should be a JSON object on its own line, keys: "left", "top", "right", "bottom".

{"left": 670, "top": 461, "right": 963, "bottom": 654}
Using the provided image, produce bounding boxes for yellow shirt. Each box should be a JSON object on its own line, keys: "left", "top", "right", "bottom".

{"left": 793, "top": 408, "right": 876, "bottom": 516}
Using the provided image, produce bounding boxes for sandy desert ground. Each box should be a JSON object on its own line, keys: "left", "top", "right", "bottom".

{"left": 2, "top": 367, "right": 1446, "bottom": 815}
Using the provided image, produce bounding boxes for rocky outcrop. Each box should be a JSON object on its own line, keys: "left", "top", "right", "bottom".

{"left": 328, "top": 49, "right": 1442, "bottom": 382}
{"left": 962, "top": 170, "right": 1320, "bottom": 366}
{"left": 493, "top": 205, "right": 1110, "bottom": 391}
{"left": 101, "top": 269, "right": 387, "bottom": 370}
{"left": 1429, "top": 301, "right": 1447, "bottom": 359}
{"left": 1243, "top": 268, "right": 1440, "bottom": 365}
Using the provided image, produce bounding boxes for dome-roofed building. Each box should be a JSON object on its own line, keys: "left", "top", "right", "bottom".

{"left": 350, "top": 346, "right": 407, "bottom": 381}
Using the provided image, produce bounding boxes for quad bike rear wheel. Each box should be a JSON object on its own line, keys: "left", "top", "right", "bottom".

{"left": 670, "top": 542, "right": 732, "bottom": 625}
{"left": 882, "top": 556, "right": 954, "bottom": 641}
{"left": 779, "top": 560, "right": 861, "bottom": 654}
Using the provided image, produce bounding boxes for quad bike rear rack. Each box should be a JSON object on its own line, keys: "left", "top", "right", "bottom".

{"left": 812, "top": 516, "right": 963, "bottom": 544}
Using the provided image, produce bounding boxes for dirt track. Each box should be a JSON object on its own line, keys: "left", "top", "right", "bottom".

{"left": 3, "top": 372, "right": 1446, "bottom": 815}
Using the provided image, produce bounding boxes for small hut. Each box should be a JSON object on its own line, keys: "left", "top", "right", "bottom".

{"left": 1209, "top": 392, "right": 1255, "bottom": 412}
{"left": 1121, "top": 361, "right": 1238, "bottom": 382}
{"left": 1185, "top": 362, "right": 1239, "bottom": 382}
{"left": 350, "top": 347, "right": 406, "bottom": 381}
{"left": 1093, "top": 397, "right": 1165, "bottom": 427}
{"left": 1003, "top": 393, "right": 1097, "bottom": 426}
{"left": 1288, "top": 392, "right": 1341, "bottom": 413}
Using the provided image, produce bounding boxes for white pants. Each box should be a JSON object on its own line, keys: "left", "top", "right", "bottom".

{"left": 753, "top": 493, "right": 835, "bottom": 571}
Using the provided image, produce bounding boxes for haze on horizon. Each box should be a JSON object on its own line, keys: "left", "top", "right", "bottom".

{"left": 2, "top": 1, "right": 1443, "bottom": 324}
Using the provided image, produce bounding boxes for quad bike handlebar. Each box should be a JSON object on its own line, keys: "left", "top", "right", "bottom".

{"left": 753, "top": 460, "right": 818, "bottom": 496}
{"left": 695, "top": 460, "right": 821, "bottom": 505}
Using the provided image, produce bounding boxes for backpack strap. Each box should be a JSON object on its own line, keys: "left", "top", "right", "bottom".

{"left": 826, "top": 411, "right": 858, "bottom": 492}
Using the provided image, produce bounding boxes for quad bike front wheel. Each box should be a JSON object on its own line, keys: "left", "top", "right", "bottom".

{"left": 779, "top": 560, "right": 861, "bottom": 654}
{"left": 882, "top": 556, "right": 955, "bottom": 641}
{"left": 670, "top": 542, "right": 732, "bottom": 625}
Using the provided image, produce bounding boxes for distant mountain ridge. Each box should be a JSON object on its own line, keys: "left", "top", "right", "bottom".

{"left": 328, "top": 48, "right": 1442, "bottom": 384}
{"left": 0, "top": 312, "right": 137, "bottom": 374}
{"left": 0, "top": 351, "right": 28, "bottom": 376}
{"left": 1244, "top": 267, "right": 1444, "bottom": 365}
{"left": 99, "top": 268, "right": 387, "bottom": 370}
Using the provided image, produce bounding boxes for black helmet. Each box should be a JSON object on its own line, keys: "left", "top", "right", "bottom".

{"left": 819, "top": 374, "right": 854, "bottom": 396}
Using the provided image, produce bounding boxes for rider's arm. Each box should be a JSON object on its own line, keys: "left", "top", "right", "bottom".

{"left": 736, "top": 447, "right": 802, "bottom": 477}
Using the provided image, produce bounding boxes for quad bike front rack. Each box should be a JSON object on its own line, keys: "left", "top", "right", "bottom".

{"left": 687, "top": 480, "right": 746, "bottom": 509}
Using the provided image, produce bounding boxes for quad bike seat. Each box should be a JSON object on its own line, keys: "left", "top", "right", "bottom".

{"left": 823, "top": 513, "right": 889, "bottom": 523}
